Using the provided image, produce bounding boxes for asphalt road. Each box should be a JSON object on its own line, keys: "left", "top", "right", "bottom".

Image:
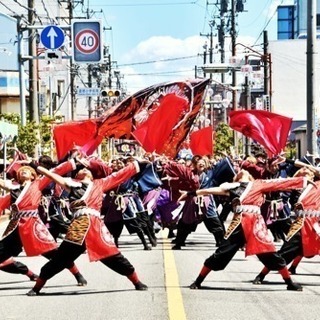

{"left": 0, "top": 216, "right": 320, "bottom": 320}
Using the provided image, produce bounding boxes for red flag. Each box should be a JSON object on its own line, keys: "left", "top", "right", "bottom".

{"left": 154, "top": 79, "right": 210, "bottom": 157}
{"left": 229, "top": 110, "right": 292, "bottom": 157}
{"left": 53, "top": 79, "right": 210, "bottom": 159}
{"left": 132, "top": 94, "right": 188, "bottom": 153}
{"left": 53, "top": 120, "right": 99, "bottom": 160}
{"left": 189, "top": 126, "right": 213, "bottom": 156}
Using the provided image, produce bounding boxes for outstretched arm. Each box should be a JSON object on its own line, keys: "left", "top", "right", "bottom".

{"left": 178, "top": 187, "right": 229, "bottom": 202}
{"left": 36, "top": 166, "right": 71, "bottom": 193}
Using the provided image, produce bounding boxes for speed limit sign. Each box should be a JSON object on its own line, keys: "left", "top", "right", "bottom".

{"left": 71, "top": 20, "right": 103, "bottom": 63}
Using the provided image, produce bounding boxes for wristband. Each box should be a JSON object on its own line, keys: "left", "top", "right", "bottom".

{"left": 187, "top": 190, "right": 197, "bottom": 197}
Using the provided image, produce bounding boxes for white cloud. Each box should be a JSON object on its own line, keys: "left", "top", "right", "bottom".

{"left": 119, "top": 35, "right": 205, "bottom": 94}
{"left": 118, "top": 31, "right": 266, "bottom": 95}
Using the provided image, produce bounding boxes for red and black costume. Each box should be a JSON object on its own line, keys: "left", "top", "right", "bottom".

{"left": 28, "top": 161, "right": 147, "bottom": 295}
{"left": 190, "top": 176, "right": 307, "bottom": 291}
{"left": 0, "top": 160, "right": 76, "bottom": 259}
{"left": 254, "top": 180, "right": 320, "bottom": 282}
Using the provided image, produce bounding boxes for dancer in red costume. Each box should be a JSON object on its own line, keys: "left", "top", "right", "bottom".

{"left": 0, "top": 159, "right": 82, "bottom": 282}
{"left": 0, "top": 192, "right": 38, "bottom": 280}
{"left": 27, "top": 158, "right": 148, "bottom": 296}
{"left": 179, "top": 169, "right": 312, "bottom": 291}
{"left": 253, "top": 168, "right": 320, "bottom": 283}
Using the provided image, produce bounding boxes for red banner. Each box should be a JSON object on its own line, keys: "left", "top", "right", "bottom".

{"left": 229, "top": 110, "right": 292, "bottom": 157}
{"left": 53, "top": 79, "right": 210, "bottom": 160}
{"left": 189, "top": 126, "right": 213, "bottom": 156}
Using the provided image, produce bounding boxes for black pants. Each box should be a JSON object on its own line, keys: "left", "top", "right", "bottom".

{"left": 39, "top": 240, "right": 135, "bottom": 280}
{"left": 174, "top": 220, "right": 198, "bottom": 246}
{"left": 268, "top": 218, "right": 292, "bottom": 241}
{"left": 203, "top": 216, "right": 225, "bottom": 243}
{"left": 0, "top": 228, "right": 24, "bottom": 263}
{"left": 0, "top": 227, "right": 75, "bottom": 270}
{"left": 204, "top": 225, "right": 287, "bottom": 271}
{"left": 277, "top": 233, "right": 303, "bottom": 264}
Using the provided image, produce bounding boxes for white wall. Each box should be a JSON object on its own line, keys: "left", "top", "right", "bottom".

{"left": 269, "top": 39, "right": 320, "bottom": 121}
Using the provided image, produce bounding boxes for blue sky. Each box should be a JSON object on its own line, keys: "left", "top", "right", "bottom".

{"left": 76, "top": 0, "right": 293, "bottom": 93}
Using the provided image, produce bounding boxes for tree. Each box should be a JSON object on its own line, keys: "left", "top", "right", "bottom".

{"left": 214, "top": 122, "right": 234, "bottom": 156}
{"left": 0, "top": 113, "right": 63, "bottom": 159}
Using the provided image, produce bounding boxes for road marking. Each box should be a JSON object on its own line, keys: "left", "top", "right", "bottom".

{"left": 162, "top": 232, "right": 187, "bottom": 320}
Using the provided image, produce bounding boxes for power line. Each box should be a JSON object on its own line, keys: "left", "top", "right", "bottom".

{"left": 90, "top": 1, "right": 199, "bottom": 8}
{"left": 118, "top": 54, "right": 200, "bottom": 67}
{"left": 0, "top": 0, "right": 20, "bottom": 16}
{"left": 253, "top": 0, "right": 285, "bottom": 45}
{"left": 122, "top": 68, "right": 195, "bottom": 76}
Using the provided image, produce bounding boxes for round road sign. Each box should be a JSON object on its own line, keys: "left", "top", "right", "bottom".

{"left": 40, "top": 25, "right": 65, "bottom": 50}
{"left": 74, "top": 29, "right": 99, "bottom": 54}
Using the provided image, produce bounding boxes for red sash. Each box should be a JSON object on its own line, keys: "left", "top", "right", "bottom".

{"left": 301, "top": 217, "right": 320, "bottom": 257}
{"left": 85, "top": 216, "right": 120, "bottom": 262}
{"left": 241, "top": 213, "right": 276, "bottom": 256}
{"left": 18, "top": 217, "right": 57, "bottom": 256}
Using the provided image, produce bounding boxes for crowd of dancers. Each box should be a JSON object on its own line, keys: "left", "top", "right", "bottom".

{"left": 0, "top": 146, "right": 320, "bottom": 294}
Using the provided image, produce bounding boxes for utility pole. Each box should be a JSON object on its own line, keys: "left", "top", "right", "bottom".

{"left": 306, "top": 0, "right": 317, "bottom": 157}
{"left": 200, "top": 21, "right": 214, "bottom": 80}
{"left": 263, "top": 31, "right": 272, "bottom": 111}
{"left": 230, "top": 0, "right": 238, "bottom": 152}
{"left": 16, "top": 15, "right": 27, "bottom": 126}
{"left": 244, "top": 55, "right": 251, "bottom": 156}
{"left": 88, "top": 64, "right": 93, "bottom": 118}
{"left": 107, "top": 53, "right": 112, "bottom": 89}
{"left": 69, "top": 0, "right": 76, "bottom": 120}
{"left": 219, "top": 0, "right": 228, "bottom": 85}
{"left": 28, "top": 0, "right": 38, "bottom": 123}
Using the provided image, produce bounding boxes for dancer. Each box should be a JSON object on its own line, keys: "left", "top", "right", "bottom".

{"left": 102, "top": 158, "right": 152, "bottom": 250}
{"left": 164, "top": 156, "right": 235, "bottom": 249}
{"left": 27, "top": 158, "right": 148, "bottom": 296}
{"left": 179, "top": 169, "right": 311, "bottom": 291}
{"left": 253, "top": 167, "right": 320, "bottom": 283}
{"left": 37, "top": 155, "right": 87, "bottom": 286}
{"left": 0, "top": 193, "right": 37, "bottom": 280}
{"left": 0, "top": 159, "right": 76, "bottom": 282}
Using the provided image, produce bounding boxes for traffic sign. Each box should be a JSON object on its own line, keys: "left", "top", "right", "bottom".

{"left": 76, "top": 87, "right": 100, "bottom": 96}
{"left": 40, "top": 25, "right": 65, "bottom": 50}
{"left": 71, "top": 20, "right": 103, "bottom": 63}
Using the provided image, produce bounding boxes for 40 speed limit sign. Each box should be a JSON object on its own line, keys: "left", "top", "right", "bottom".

{"left": 71, "top": 19, "right": 103, "bottom": 63}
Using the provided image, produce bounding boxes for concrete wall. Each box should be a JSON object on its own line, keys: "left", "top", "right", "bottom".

{"left": 269, "top": 39, "right": 320, "bottom": 121}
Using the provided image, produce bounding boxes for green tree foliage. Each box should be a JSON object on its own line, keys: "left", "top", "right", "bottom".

{"left": 0, "top": 113, "right": 62, "bottom": 158}
{"left": 214, "top": 122, "right": 235, "bottom": 156}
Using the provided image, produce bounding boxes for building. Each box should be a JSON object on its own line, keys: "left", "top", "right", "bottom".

{"left": 0, "top": 1, "right": 119, "bottom": 123}
{"left": 275, "top": 1, "right": 320, "bottom": 158}
{"left": 277, "top": 0, "right": 320, "bottom": 40}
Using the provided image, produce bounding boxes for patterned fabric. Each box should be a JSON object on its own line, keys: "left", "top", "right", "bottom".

{"left": 286, "top": 217, "right": 304, "bottom": 241}
{"left": 2, "top": 217, "right": 57, "bottom": 256}
{"left": 65, "top": 215, "right": 90, "bottom": 245}
{"left": 241, "top": 213, "right": 275, "bottom": 256}
{"left": 224, "top": 213, "right": 242, "bottom": 239}
{"left": 64, "top": 214, "right": 119, "bottom": 261}
{"left": 2, "top": 218, "right": 19, "bottom": 238}
{"left": 18, "top": 217, "right": 57, "bottom": 256}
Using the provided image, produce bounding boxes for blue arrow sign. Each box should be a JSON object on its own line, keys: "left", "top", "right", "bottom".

{"left": 40, "top": 25, "right": 65, "bottom": 50}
